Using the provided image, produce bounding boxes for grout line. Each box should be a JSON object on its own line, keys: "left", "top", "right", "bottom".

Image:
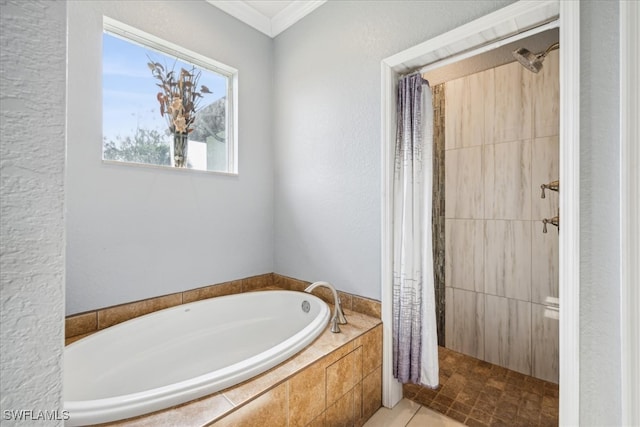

{"left": 403, "top": 403, "right": 422, "bottom": 427}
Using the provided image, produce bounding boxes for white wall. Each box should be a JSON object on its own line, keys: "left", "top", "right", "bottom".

{"left": 579, "top": 1, "right": 622, "bottom": 424}
{"left": 66, "top": 1, "right": 274, "bottom": 315}
{"left": 0, "top": 0, "right": 66, "bottom": 422}
{"left": 272, "top": 0, "right": 514, "bottom": 300}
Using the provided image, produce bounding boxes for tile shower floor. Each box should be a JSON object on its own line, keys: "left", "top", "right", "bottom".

{"left": 400, "top": 346, "right": 559, "bottom": 427}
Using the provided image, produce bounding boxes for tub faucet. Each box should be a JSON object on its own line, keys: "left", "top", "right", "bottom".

{"left": 304, "top": 281, "right": 348, "bottom": 333}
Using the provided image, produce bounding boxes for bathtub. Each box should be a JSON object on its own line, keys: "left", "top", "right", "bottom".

{"left": 64, "top": 290, "right": 330, "bottom": 426}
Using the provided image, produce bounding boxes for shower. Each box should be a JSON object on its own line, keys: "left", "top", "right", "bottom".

{"left": 512, "top": 42, "right": 559, "bottom": 73}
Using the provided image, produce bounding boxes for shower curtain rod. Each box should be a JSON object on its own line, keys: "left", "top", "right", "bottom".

{"left": 401, "top": 19, "right": 559, "bottom": 78}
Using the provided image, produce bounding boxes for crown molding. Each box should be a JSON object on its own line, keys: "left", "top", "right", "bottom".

{"left": 271, "top": 1, "right": 326, "bottom": 37}
{"left": 207, "top": 1, "right": 326, "bottom": 38}
{"left": 207, "top": 1, "right": 272, "bottom": 36}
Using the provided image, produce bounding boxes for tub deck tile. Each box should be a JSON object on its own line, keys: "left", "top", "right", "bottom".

{"left": 100, "top": 393, "right": 233, "bottom": 427}
{"left": 221, "top": 344, "right": 325, "bottom": 407}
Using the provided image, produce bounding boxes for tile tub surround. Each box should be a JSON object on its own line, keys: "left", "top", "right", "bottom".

{"left": 65, "top": 273, "right": 381, "bottom": 344}
{"left": 72, "top": 306, "right": 382, "bottom": 426}
{"left": 403, "top": 346, "right": 559, "bottom": 427}
{"left": 64, "top": 277, "right": 383, "bottom": 425}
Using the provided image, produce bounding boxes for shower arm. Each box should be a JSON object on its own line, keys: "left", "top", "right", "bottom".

{"left": 538, "top": 42, "right": 560, "bottom": 60}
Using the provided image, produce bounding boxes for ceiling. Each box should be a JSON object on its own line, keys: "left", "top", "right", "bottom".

{"left": 206, "top": 0, "right": 327, "bottom": 38}
{"left": 207, "top": 1, "right": 559, "bottom": 84}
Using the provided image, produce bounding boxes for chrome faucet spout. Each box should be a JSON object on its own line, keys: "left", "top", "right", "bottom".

{"left": 304, "top": 281, "right": 348, "bottom": 333}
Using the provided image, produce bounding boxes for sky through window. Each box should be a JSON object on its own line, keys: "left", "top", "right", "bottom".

{"left": 102, "top": 32, "right": 227, "bottom": 143}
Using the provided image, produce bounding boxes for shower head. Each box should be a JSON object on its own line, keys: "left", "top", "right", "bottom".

{"left": 512, "top": 42, "right": 559, "bottom": 73}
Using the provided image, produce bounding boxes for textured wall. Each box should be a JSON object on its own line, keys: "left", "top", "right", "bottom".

{"left": 0, "top": 0, "right": 66, "bottom": 423}
{"left": 66, "top": 1, "right": 274, "bottom": 315}
{"left": 273, "top": 0, "right": 514, "bottom": 300}
{"left": 579, "top": 1, "right": 621, "bottom": 424}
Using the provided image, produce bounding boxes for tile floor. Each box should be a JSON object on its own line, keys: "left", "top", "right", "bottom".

{"left": 364, "top": 398, "right": 464, "bottom": 427}
{"left": 367, "top": 346, "right": 559, "bottom": 427}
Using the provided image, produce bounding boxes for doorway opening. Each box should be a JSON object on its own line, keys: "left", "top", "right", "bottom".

{"left": 380, "top": 2, "right": 580, "bottom": 425}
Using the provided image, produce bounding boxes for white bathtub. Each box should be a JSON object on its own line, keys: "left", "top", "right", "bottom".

{"left": 64, "top": 290, "right": 330, "bottom": 426}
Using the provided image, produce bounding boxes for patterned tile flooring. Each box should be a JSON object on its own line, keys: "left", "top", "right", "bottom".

{"left": 403, "top": 347, "right": 559, "bottom": 427}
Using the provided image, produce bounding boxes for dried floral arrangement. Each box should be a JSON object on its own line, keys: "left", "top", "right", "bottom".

{"left": 148, "top": 58, "right": 211, "bottom": 134}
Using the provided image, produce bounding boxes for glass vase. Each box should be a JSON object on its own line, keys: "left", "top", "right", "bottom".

{"left": 173, "top": 132, "right": 188, "bottom": 168}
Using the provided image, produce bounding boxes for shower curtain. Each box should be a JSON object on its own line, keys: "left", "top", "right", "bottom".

{"left": 392, "top": 73, "right": 439, "bottom": 388}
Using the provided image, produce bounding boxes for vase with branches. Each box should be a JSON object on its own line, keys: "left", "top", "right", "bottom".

{"left": 148, "top": 58, "right": 211, "bottom": 167}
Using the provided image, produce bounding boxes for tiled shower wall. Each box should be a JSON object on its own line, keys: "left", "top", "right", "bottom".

{"left": 443, "top": 50, "right": 559, "bottom": 383}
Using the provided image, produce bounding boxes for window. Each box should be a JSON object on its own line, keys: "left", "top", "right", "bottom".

{"left": 102, "top": 18, "right": 237, "bottom": 173}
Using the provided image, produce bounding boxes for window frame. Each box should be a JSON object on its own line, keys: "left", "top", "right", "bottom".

{"left": 102, "top": 16, "right": 239, "bottom": 174}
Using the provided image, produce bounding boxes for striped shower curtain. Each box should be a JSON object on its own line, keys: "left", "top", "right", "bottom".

{"left": 392, "top": 73, "right": 439, "bottom": 388}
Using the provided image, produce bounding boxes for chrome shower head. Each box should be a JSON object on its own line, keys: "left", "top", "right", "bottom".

{"left": 512, "top": 42, "right": 559, "bottom": 73}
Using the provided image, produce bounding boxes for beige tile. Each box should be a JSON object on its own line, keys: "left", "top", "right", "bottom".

{"left": 293, "top": 278, "right": 312, "bottom": 292}
{"left": 97, "top": 293, "right": 182, "bottom": 329}
{"left": 65, "top": 311, "right": 97, "bottom": 338}
{"left": 326, "top": 350, "right": 359, "bottom": 407}
{"left": 406, "top": 406, "right": 466, "bottom": 427}
{"left": 359, "top": 324, "right": 382, "bottom": 376}
{"left": 484, "top": 140, "right": 532, "bottom": 220}
{"left": 221, "top": 344, "right": 323, "bottom": 408}
{"left": 484, "top": 295, "right": 531, "bottom": 375}
{"left": 447, "top": 288, "right": 484, "bottom": 360}
{"left": 531, "top": 303, "right": 559, "bottom": 383}
{"left": 288, "top": 359, "right": 326, "bottom": 427}
{"left": 338, "top": 291, "right": 353, "bottom": 312}
{"left": 272, "top": 273, "right": 287, "bottom": 289}
{"left": 354, "top": 381, "right": 363, "bottom": 425}
{"left": 483, "top": 68, "right": 496, "bottom": 148}
{"left": 445, "top": 71, "right": 488, "bottom": 149}
{"left": 241, "top": 273, "right": 273, "bottom": 292}
{"left": 444, "top": 287, "right": 454, "bottom": 350}
{"left": 182, "top": 281, "right": 241, "bottom": 304}
{"left": 272, "top": 273, "right": 285, "bottom": 288}
{"left": 493, "top": 60, "right": 533, "bottom": 144}
{"left": 531, "top": 136, "right": 560, "bottom": 221}
{"left": 274, "top": 274, "right": 309, "bottom": 292}
{"left": 445, "top": 219, "right": 484, "bottom": 292}
{"left": 362, "top": 367, "right": 382, "bottom": 422}
{"left": 351, "top": 296, "right": 381, "bottom": 319}
{"left": 307, "top": 412, "right": 326, "bottom": 427}
{"left": 445, "top": 146, "right": 484, "bottom": 219}
{"left": 362, "top": 398, "right": 421, "bottom": 427}
{"left": 309, "top": 328, "right": 360, "bottom": 364}
{"left": 354, "top": 347, "right": 363, "bottom": 384}
{"left": 105, "top": 393, "right": 233, "bottom": 427}
{"left": 533, "top": 49, "right": 560, "bottom": 138}
{"left": 484, "top": 220, "right": 532, "bottom": 301}
{"left": 212, "top": 383, "right": 287, "bottom": 427}
{"left": 531, "top": 221, "right": 559, "bottom": 304}
{"left": 326, "top": 387, "right": 354, "bottom": 427}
